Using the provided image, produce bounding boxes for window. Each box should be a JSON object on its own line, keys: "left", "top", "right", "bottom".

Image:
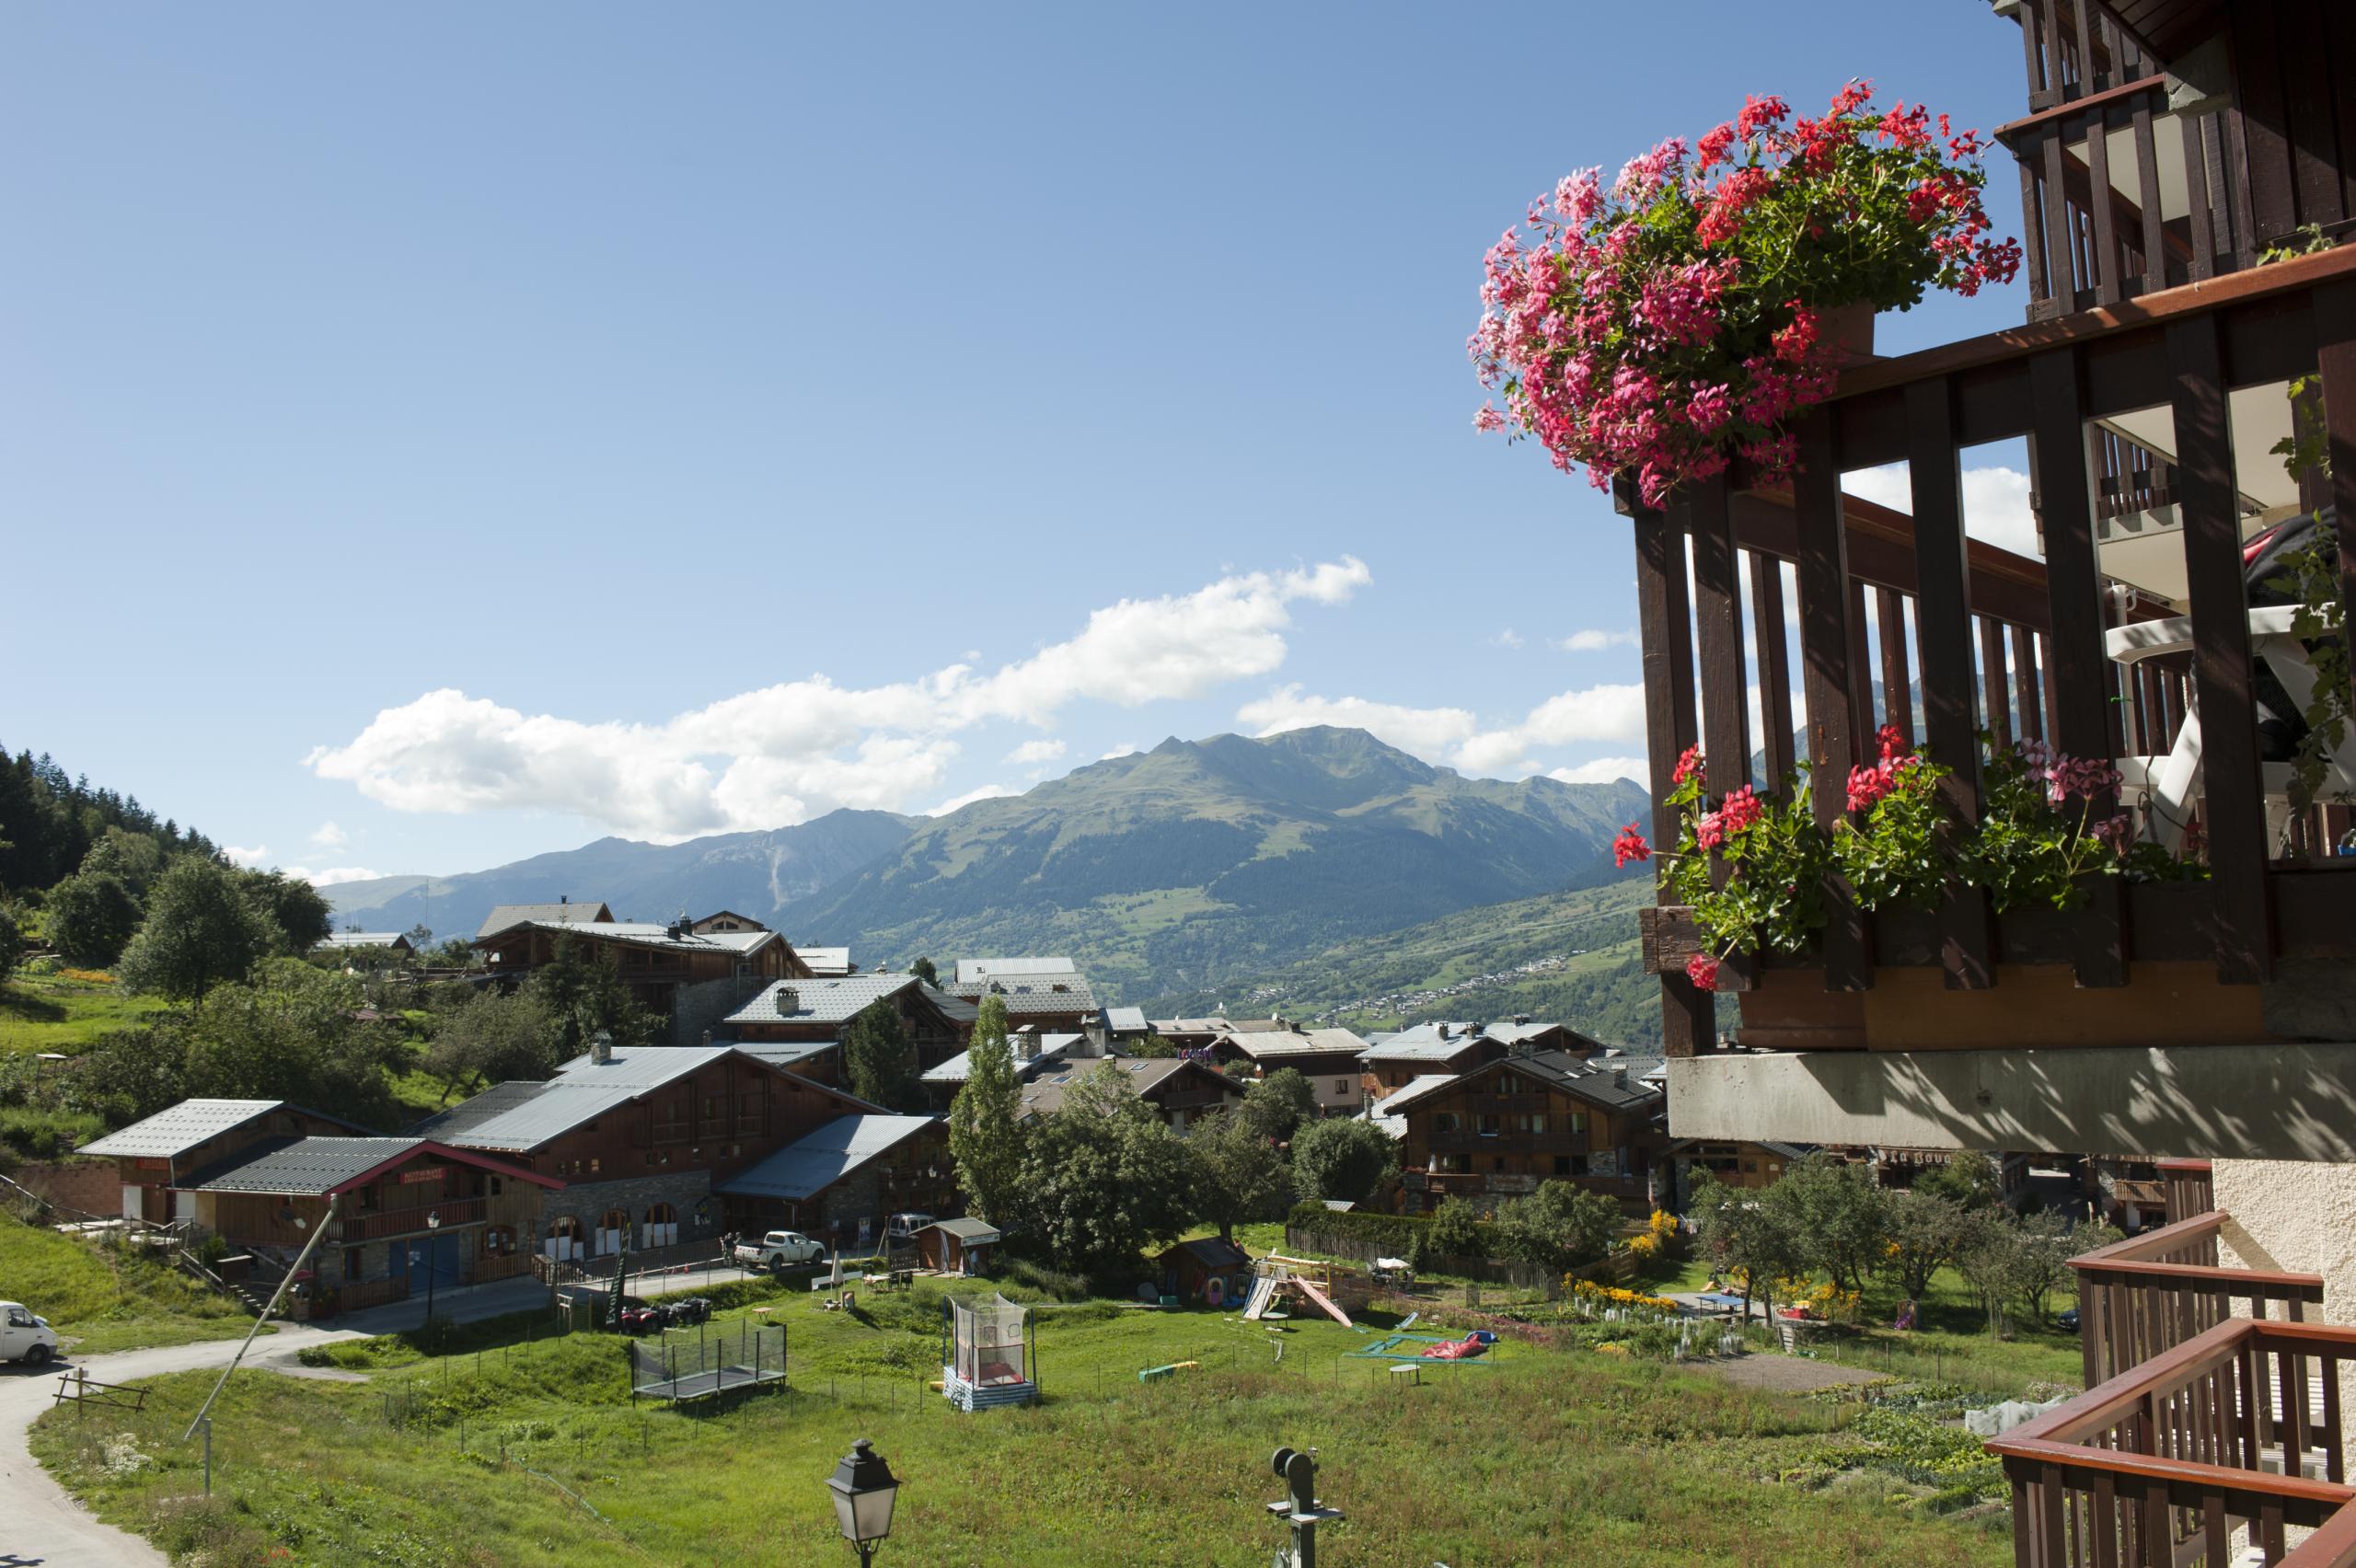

{"left": 1496, "top": 1072, "right": 1518, "bottom": 1093}
{"left": 1334, "top": 1078, "right": 1349, "bottom": 1097}
{"left": 1520, "top": 1113, "right": 1548, "bottom": 1136}
{"left": 1475, "top": 1113, "right": 1500, "bottom": 1136}
{"left": 1553, "top": 1156, "right": 1572, "bottom": 1176}
{"left": 588, "top": 1159, "right": 600, "bottom": 1176}
{"left": 1433, "top": 1113, "right": 1459, "bottom": 1133}
{"left": 343, "top": 1248, "right": 363, "bottom": 1282}
{"left": 1571, "top": 1154, "right": 1589, "bottom": 1177}
{"left": 357, "top": 1185, "right": 378, "bottom": 1212}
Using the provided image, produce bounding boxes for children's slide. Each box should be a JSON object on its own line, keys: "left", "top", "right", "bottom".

{"left": 1241, "top": 1276, "right": 1279, "bottom": 1320}
{"left": 1293, "top": 1279, "right": 1353, "bottom": 1329}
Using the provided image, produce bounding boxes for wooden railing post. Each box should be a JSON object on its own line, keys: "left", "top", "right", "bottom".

{"left": 1790, "top": 409, "right": 1871, "bottom": 992}
{"left": 1631, "top": 484, "right": 1715, "bottom": 1055}
{"left": 1688, "top": 474, "right": 1755, "bottom": 994}
{"left": 2314, "top": 281, "right": 2356, "bottom": 745}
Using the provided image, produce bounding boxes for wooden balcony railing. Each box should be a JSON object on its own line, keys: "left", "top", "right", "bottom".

{"left": 2162, "top": 1159, "right": 2217, "bottom": 1222}
{"left": 1989, "top": 1317, "right": 2356, "bottom": 1565}
{"left": 1630, "top": 242, "right": 2356, "bottom": 1056}
{"left": 2069, "top": 1210, "right": 2325, "bottom": 1385}
{"left": 341, "top": 1197, "right": 486, "bottom": 1243}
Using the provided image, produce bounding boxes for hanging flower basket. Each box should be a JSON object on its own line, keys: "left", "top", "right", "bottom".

{"left": 1470, "top": 82, "right": 2022, "bottom": 507}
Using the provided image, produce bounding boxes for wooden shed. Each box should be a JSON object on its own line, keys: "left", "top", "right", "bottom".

{"left": 917, "top": 1217, "right": 1001, "bottom": 1276}
{"left": 1157, "top": 1237, "right": 1252, "bottom": 1308}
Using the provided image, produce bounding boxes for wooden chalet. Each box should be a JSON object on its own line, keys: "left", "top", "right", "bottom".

{"left": 947, "top": 957, "right": 1097, "bottom": 1032}
{"left": 688, "top": 911, "right": 768, "bottom": 934}
{"left": 716, "top": 1113, "right": 955, "bottom": 1249}
{"left": 1207, "top": 1021, "right": 1373, "bottom": 1116}
{"left": 80, "top": 1099, "right": 373, "bottom": 1225}
{"left": 1385, "top": 1051, "right": 1665, "bottom": 1214}
{"left": 1357, "top": 1022, "right": 1507, "bottom": 1097}
{"left": 1611, "top": 4, "right": 2356, "bottom": 1560}
{"left": 718, "top": 974, "right": 976, "bottom": 1082}
{"left": 917, "top": 1216, "right": 1000, "bottom": 1276}
{"left": 472, "top": 912, "right": 807, "bottom": 1040}
{"left": 1015, "top": 1055, "right": 1243, "bottom": 1134}
{"left": 171, "top": 1136, "right": 560, "bottom": 1310}
{"left": 410, "top": 1041, "right": 880, "bottom": 1264}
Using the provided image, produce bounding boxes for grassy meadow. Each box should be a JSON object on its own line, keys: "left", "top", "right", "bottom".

{"left": 33, "top": 1276, "right": 2015, "bottom": 1567}
{"left": 0, "top": 965, "right": 167, "bottom": 1057}
{"left": 0, "top": 1211, "right": 258, "bottom": 1355}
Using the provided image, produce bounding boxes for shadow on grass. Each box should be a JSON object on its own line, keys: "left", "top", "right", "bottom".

{"left": 0, "top": 985, "right": 68, "bottom": 1023}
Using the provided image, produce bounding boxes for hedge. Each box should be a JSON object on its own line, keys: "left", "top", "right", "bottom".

{"left": 1285, "top": 1201, "right": 1500, "bottom": 1259}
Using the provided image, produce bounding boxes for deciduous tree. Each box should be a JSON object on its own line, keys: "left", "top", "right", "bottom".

{"left": 425, "top": 989, "right": 560, "bottom": 1100}
{"left": 949, "top": 995, "right": 1023, "bottom": 1228}
{"left": 844, "top": 1001, "right": 918, "bottom": 1110}
{"left": 1289, "top": 1116, "right": 1396, "bottom": 1205}
{"left": 45, "top": 872, "right": 141, "bottom": 968}
{"left": 1883, "top": 1187, "right": 1966, "bottom": 1301}
{"left": 1242, "top": 1067, "right": 1317, "bottom": 1144}
{"left": 1016, "top": 1062, "right": 1194, "bottom": 1280}
{"left": 1691, "top": 1170, "right": 1807, "bottom": 1320}
{"left": 1760, "top": 1152, "right": 1889, "bottom": 1295}
{"left": 1492, "top": 1181, "right": 1619, "bottom": 1271}
{"left": 118, "top": 857, "right": 271, "bottom": 1001}
{"left": 1188, "top": 1107, "right": 1291, "bottom": 1243}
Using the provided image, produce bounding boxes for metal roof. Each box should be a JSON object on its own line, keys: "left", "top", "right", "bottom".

{"left": 1221, "top": 1026, "right": 1368, "bottom": 1060}
{"left": 723, "top": 974, "right": 921, "bottom": 1025}
{"left": 180, "top": 1136, "right": 425, "bottom": 1195}
{"left": 475, "top": 902, "right": 613, "bottom": 940}
{"left": 928, "top": 1217, "right": 1000, "bottom": 1243}
{"left": 919, "top": 1033, "right": 1082, "bottom": 1085}
{"left": 1366, "top": 1074, "right": 1461, "bottom": 1121}
{"left": 315, "top": 932, "right": 410, "bottom": 950}
{"left": 957, "top": 985, "right": 1098, "bottom": 1017}
{"left": 479, "top": 918, "right": 781, "bottom": 958}
{"left": 411, "top": 1045, "right": 745, "bottom": 1153}
{"left": 1357, "top": 1024, "right": 1493, "bottom": 1063}
{"left": 1016, "top": 1057, "right": 1230, "bottom": 1119}
{"left": 79, "top": 1100, "right": 368, "bottom": 1160}
{"left": 1103, "top": 1007, "right": 1149, "bottom": 1033}
{"left": 953, "top": 957, "right": 1078, "bottom": 985}
{"left": 734, "top": 1041, "right": 840, "bottom": 1071}
{"left": 717, "top": 1115, "right": 938, "bottom": 1202}
{"left": 401, "top": 1081, "right": 547, "bottom": 1142}
{"left": 796, "top": 947, "right": 853, "bottom": 976}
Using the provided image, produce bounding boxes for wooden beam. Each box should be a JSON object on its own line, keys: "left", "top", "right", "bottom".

{"left": 1790, "top": 409, "right": 1871, "bottom": 992}
{"left": 2318, "top": 281, "right": 2356, "bottom": 760}
{"left": 1686, "top": 473, "right": 1754, "bottom": 994}
{"left": 2165, "top": 313, "right": 2271, "bottom": 983}
{"left": 1630, "top": 488, "right": 1715, "bottom": 1054}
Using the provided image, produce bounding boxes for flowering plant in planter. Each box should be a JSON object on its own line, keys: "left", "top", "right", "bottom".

{"left": 1830, "top": 725, "right": 1952, "bottom": 910}
{"left": 1960, "top": 741, "right": 2203, "bottom": 911}
{"left": 1470, "top": 82, "right": 2021, "bottom": 506}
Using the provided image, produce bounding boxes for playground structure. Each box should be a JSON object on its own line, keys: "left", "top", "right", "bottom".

{"left": 1345, "top": 1328, "right": 1497, "bottom": 1366}
{"left": 1240, "top": 1255, "right": 1356, "bottom": 1329}
{"left": 941, "top": 1293, "right": 1038, "bottom": 1412}
{"left": 628, "top": 1320, "right": 788, "bottom": 1405}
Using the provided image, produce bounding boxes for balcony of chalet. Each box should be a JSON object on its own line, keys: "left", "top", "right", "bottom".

{"left": 1984, "top": 1208, "right": 2356, "bottom": 1564}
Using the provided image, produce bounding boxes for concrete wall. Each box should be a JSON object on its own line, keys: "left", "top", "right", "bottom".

{"left": 2213, "top": 1159, "right": 2356, "bottom": 1470}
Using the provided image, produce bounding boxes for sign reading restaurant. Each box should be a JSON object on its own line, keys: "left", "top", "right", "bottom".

{"left": 399, "top": 1166, "right": 448, "bottom": 1185}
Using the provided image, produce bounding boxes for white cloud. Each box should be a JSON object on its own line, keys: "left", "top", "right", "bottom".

{"left": 1236, "top": 686, "right": 1479, "bottom": 764}
{"left": 1554, "top": 628, "right": 1640, "bottom": 652}
{"left": 225, "top": 844, "right": 270, "bottom": 868}
{"left": 1455, "top": 683, "right": 1647, "bottom": 773}
{"left": 309, "top": 821, "right": 349, "bottom": 850}
{"left": 1099, "top": 743, "right": 1144, "bottom": 760}
{"left": 927, "top": 784, "right": 1016, "bottom": 816}
{"left": 1490, "top": 628, "right": 1524, "bottom": 649}
{"left": 1004, "top": 739, "right": 1068, "bottom": 767}
{"left": 306, "top": 559, "right": 1368, "bottom": 842}
{"left": 281, "top": 864, "right": 386, "bottom": 888}
{"left": 1547, "top": 756, "right": 1649, "bottom": 785}
{"left": 1845, "top": 464, "right": 2040, "bottom": 559}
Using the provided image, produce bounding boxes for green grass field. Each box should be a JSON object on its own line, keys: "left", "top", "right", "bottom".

{"left": 0, "top": 968, "right": 167, "bottom": 1056}
{"left": 0, "top": 1211, "right": 259, "bottom": 1355}
{"left": 32, "top": 1279, "right": 2013, "bottom": 1567}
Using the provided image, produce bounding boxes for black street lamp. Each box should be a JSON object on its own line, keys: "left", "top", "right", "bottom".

{"left": 826, "top": 1437, "right": 900, "bottom": 1566}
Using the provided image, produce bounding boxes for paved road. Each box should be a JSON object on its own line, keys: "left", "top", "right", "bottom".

{"left": 0, "top": 1265, "right": 745, "bottom": 1566}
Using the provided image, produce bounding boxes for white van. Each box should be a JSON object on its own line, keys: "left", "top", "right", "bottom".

{"left": 2, "top": 1301, "right": 60, "bottom": 1366}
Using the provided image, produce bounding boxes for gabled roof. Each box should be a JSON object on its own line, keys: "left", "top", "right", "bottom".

{"left": 178, "top": 1136, "right": 562, "bottom": 1196}
{"left": 478, "top": 919, "right": 784, "bottom": 959}
{"left": 724, "top": 974, "right": 923, "bottom": 1026}
{"left": 919, "top": 1032, "right": 1083, "bottom": 1085}
{"left": 928, "top": 1217, "right": 1000, "bottom": 1243}
{"left": 79, "top": 1099, "right": 369, "bottom": 1161}
{"left": 690, "top": 911, "right": 768, "bottom": 931}
{"left": 411, "top": 1044, "right": 873, "bottom": 1154}
{"left": 717, "top": 1115, "right": 939, "bottom": 1202}
{"left": 1015, "top": 1056, "right": 1236, "bottom": 1119}
{"left": 315, "top": 932, "right": 411, "bottom": 951}
{"left": 954, "top": 956, "right": 1078, "bottom": 986}
{"left": 796, "top": 946, "right": 853, "bottom": 976}
{"left": 1103, "top": 1006, "right": 1149, "bottom": 1033}
{"left": 969, "top": 986, "right": 1097, "bottom": 1018}
{"left": 1367, "top": 1074, "right": 1460, "bottom": 1123}
{"left": 734, "top": 1041, "right": 841, "bottom": 1072}
{"left": 1357, "top": 1023, "right": 1494, "bottom": 1063}
{"left": 1161, "top": 1236, "right": 1250, "bottom": 1270}
{"left": 1219, "top": 1026, "right": 1369, "bottom": 1060}
{"left": 475, "top": 902, "right": 613, "bottom": 940}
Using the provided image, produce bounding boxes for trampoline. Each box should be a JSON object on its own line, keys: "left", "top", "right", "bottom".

{"left": 1345, "top": 1331, "right": 1499, "bottom": 1366}
{"left": 629, "top": 1323, "right": 788, "bottom": 1405}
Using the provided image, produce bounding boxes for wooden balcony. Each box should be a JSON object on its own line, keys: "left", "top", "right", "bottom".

{"left": 341, "top": 1197, "right": 485, "bottom": 1243}
{"left": 1630, "top": 245, "right": 2356, "bottom": 1035}
{"left": 2068, "top": 1210, "right": 2323, "bottom": 1385}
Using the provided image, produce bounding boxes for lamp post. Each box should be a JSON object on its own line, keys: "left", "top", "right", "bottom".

{"left": 424, "top": 1210, "right": 442, "bottom": 1322}
{"left": 1265, "top": 1447, "right": 1344, "bottom": 1568}
{"left": 826, "top": 1437, "right": 899, "bottom": 1566}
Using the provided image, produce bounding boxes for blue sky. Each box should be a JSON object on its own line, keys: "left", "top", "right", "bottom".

{"left": 4, "top": 3, "right": 2038, "bottom": 882}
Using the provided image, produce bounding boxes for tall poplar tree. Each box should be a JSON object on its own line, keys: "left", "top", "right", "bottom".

{"left": 949, "top": 995, "right": 1023, "bottom": 1227}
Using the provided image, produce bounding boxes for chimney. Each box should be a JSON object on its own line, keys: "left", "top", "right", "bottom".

{"left": 1513, "top": 1013, "right": 1531, "bottom": 1026}
{"left": 1613, "top": 1067, "right": 1629, "bottom": 1090}
{"left": 774, "top": 986, "right": 799, "bottom": 1016}
{"left": 560, "top": 894, "right": 569, "bottom": 905}
{"left": 1018, "top": 1035, "right": 1040, "bottom": 1063}
{"left": 590, "top": 1029, "right": 613, "bottom": 1066}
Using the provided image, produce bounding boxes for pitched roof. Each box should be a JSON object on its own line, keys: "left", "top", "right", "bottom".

{"left": 179, "top": 1135, "right": 562, "bottom": 1196}
{"left": 1481, "top": 1049, "right": 1662, "bottom": 1112}
{"left": 1162, "top": 1236, "right": 1250, "bottom": 1270}
{"left": 689, "top": 911, "right": 768, "bottom": 931}
{"left": 1357, "top": 1023, "right": 1493, "bottom": 1063}
{"left": 919, "top": 1032, "right": 1083, "bottom": 1085}
{"left": 79, "top": 1100, "right": 366, "bottom": 1161}
{"left": 1103, "top": 1007, "right": 1149, "bottom": 1033}
{"left": 734, "top": 1041, "right": 841, "bottom": 1072}
{"left": 475, "top": 902, "right": 613, "bottom": 940}
{"left": 314, "top": 932, "right": 410, "bottom": 951}
{"left": 723, "top": 974, "right": 922, "bottom": 1025}
{"left": 954, "top": 957, "right": 1078, "bottom": 986}
{"left": 1015, "top": 1056, "right": 1232, "bottom": 1119}
{"left": 1367, "top": 1074, "right": 1460, "bottom": 1123}
{"left": 410, "top": 1044, "right": 863, "bottom": 1154}
{"left": 971, "top": 986, "right": 1097, "bottom": 1018}
{"left": 796, "top": 947, "right": 853, "bottom": 976}
{"left": 717, "top": 1115, "right": 938, "bottom": 1202}
{"left": 477, "top": 917, "right": 781, "bottom": 959}
{"left": 1220, "top": 1026, "right": 1369, "bottom": 1060}
{"left": 927, "top": 1217, "right": 1000, "bottom": 1243}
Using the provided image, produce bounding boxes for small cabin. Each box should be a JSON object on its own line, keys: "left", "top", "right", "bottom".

{"left": 1156, "top": 1237, "right": 1252, "bottom": 1308}
{"left": 916, "top": 1217, "right": 1000, "bottom": 1276}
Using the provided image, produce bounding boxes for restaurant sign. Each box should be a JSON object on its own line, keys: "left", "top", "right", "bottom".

{"left": 399, "top": 1166, "right": 449, "bottom": 1185}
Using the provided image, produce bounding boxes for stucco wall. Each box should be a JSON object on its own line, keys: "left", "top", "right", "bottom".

{"left": 2213, "top": 1158, "right": 2356, "bottom": 1480}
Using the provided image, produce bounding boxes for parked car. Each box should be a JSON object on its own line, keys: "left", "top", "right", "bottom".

{"left": 2056, "top": 1308, "right": 2080, "bottom": 1332}
{"left": 733, "top": 1229, "right": 826, "bottom": 1274}
{"left": 884, "top": 1213, "right": 934, "bottom": 1242}
{"left": 2, "top": 1301, "right": 60, "bottom": 1366}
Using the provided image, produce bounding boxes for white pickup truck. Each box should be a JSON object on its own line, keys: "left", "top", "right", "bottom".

{"left": 733, "top": 1229, "right": 826, "bottom": 1273}
{"left": 2, "top": 1300, "right": 60, "bottom": 1366}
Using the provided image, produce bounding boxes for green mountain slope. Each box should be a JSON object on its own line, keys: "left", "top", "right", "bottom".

{"left": 782, "top": 728, "right": 1650, "bottom": 998}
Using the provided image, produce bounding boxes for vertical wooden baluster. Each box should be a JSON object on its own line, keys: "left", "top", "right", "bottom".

{"left": 2022, "top": 155, "right": 2053, "bottom": 313}
{"left": 2167, "top": 313, "right": 2272, "bottom": 983}
{"left": 2090, "top": 1469, "right": 2119, "bottom": 1568}
{"left": 1876, "top": 587, "right": 1912, "bottom": 744}
{"left": 2041, "top": 125, "right": 2080, "bottom": 309}
{"left": 2012, "top": 1471, "right": 2034, "bottom": 1567}
{"left": 1906, "top": 376, "right": 1994, "bottom": 989}
{"left": 1792, "top": 410, "right": 1871, "bottom": 993}
{"left": 2070, "top": 0, "right": 2096, "bottom": 95}
{"left": 2281, "top": 1334, "right": 2308, "bottom": 1481}
{"left": 2039, "top": 0, "right": 2064, "bottom": 105}
{"left": 2130, "top": 96, "right": 2165, "bottom": 294}
{"left": 2013, "top": 623, "right": 2046, "bottom": 742}
{"left": 2029, "top": 347, "right": 2127, "bottom": 986}
{"left": 1849, "top": 580, "right": 1877, "bottom": 736}
{"left": 1981, "top": 617, "right": 2015, "bottom": 750}
{"left": 2279, "top": 0, "right": 2341, "bottom": 231}
{"left": 2083, "top": 103, "right": 2121, "bottom": 307}
{"left": 1750, "top": 552, "right": 1796, "bottom": 786}
{"left": 2201, "top": 1495, "right": 2227, "bottom": 1564}
{"left": 2324, "top": 1351, "right": 2344, "bottom": 1484}
{"left": 2316, "top": 282, "right": 2356, "bottom": 773}
{"left": 1688, "top": 474, "right": 1753, "bottom": 995}
{"left": 1632, "top": 487, "right": 1714, "bottom": 1055}
{"left": 2178, "top": 110, "right": 2217, "bottom": 282}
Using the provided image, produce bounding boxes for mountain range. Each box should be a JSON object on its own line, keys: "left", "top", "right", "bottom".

{"left": 324, "top": 727, "right": 1651, "bottom": 1002}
